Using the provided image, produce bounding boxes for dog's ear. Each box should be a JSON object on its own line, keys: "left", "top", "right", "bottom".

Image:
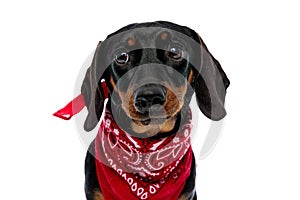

{"left": 81, "top": 41, "right": 106, "bottom": 131}
{"left": 192, "top": 35, "right": 230, "bottom": 120}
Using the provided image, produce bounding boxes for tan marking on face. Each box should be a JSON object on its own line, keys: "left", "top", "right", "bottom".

{"left": 110, "top": 76, "right": 118, "bottom": 92}
{"left": 117, "top": 83, "right": 187, "bottom": 135}
{"left": 118, "top": 88, "right": 135, "bottom": 118}
{"left": 163, "top": 85, "right": 187, "bottom": 117}
{"left": 161, "top": 32, "right": 168, "bottom": 40}
{"left": 160, "top": 116, "right": 176, "bottom": 132}
{"left": 127, "top": 37, "right": 135, "bottom": 47}
{"left": 114, "top": 70, "right": 187, "bottom": 135}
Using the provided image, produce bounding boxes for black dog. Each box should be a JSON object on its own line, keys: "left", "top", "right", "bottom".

{"left": 75, "top": 21, "right": 229, "bottom": 200}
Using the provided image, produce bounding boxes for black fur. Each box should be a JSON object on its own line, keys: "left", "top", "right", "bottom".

{"left": 82, "top": 21, "right": 229, "bottom": 199}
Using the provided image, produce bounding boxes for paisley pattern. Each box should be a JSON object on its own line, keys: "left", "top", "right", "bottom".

{"left": 94, "top": 108, "right": 193, "bottom": 200}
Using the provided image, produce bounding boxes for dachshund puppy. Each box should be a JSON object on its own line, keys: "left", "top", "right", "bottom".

{"left": 58, "top": 21, "right": 230, "bottom": 200}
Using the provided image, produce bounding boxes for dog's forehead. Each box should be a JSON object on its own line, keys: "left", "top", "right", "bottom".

{"left": 105, "top": 26, "right": 196, "bottom": 47}
{"left": 117, "top": 28, "right": 158, "bottom": 46}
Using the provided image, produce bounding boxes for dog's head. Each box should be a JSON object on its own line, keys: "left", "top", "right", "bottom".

{"left": 81, "top": 21, "right": 230, "bottom": 138}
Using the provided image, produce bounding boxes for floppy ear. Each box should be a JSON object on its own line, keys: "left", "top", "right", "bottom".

{"left": 192, "top": 35, "right": 230, "bottom": 120}
{"left": 81, "top": 41, "right": 106, "bottom": 131}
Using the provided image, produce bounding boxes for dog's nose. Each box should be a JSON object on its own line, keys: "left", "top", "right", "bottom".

{"left": 134, "top": 84, "right": 166, "bottom": 114}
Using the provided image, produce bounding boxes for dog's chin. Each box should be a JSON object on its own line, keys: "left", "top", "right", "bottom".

{"left": 132, "top": 116, "right": 171, "bottom": 126}
{"left": 129, "top": 116, "right": 176, "bottom": 138}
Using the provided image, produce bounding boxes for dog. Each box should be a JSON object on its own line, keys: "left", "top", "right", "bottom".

{"left": 54, "top": 21, "right": 229, "bottom": 200}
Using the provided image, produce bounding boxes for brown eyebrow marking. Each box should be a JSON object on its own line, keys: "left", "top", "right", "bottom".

{"left": 160, "top": 32, "right": 168, "bottom": 40}
{"left": 127, "top": 37, "right": 135, "bottom": 47}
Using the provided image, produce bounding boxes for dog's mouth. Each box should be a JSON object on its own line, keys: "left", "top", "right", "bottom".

{"left": 129, "top": 102, "right": 180, "bottom": 126}
{"left": 132, "top": 116, "right": 171, "bottom": 125}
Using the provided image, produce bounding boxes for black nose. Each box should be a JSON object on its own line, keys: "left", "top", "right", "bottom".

{"left": 134, "top": 84, "right": 166, "bottom": 114}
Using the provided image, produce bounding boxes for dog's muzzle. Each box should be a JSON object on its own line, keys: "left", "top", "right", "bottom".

{"left": 134, "top": 83, "right": 166, "bottom": 114}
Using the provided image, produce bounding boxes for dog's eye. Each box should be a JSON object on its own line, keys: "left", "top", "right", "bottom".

{"left": 168, "top": 46, "right": 183, "bottom": 60}
{"left": 115, "top": 52, "right": 129, "bottom": 65}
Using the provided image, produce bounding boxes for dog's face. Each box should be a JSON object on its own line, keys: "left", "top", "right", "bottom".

{"left": 81, "top": 21, "right": 230, "bottom": 137}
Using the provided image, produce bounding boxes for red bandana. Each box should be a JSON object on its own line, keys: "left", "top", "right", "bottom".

{"left": 53, "top": 82, "right": 193, "bottom": 200}
{"left": 95, "top": 108, "right": 193, "bottom": 200}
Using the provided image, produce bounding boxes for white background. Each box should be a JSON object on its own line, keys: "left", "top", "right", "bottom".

{"left": 1, "top": 0, "right": 300, "bottom": 199}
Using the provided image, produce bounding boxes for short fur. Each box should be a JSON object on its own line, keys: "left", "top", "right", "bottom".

{"left": 82, "top": 21, "right": 230, "bottom": 200}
